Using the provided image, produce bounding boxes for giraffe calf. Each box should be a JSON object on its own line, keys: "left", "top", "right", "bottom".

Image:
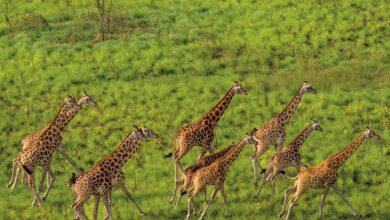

{"left": 279, "top": 127, "right": 380, "bottom": 220}
{"left": 173, "top": 142, "right": 236, "bottom": 207}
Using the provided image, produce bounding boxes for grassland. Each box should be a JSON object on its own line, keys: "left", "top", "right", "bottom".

{"left": 0, "top": 0, "right": 389, "bottom": 219}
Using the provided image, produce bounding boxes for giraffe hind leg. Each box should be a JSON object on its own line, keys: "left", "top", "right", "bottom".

{"left": 278, "top": 186, "right": 296, "bottom": 218}
{"left": 7, "top": 158, "right": 19, "bottom": 188}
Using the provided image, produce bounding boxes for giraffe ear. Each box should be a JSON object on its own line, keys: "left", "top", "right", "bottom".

{"left": 83, "top": 89, "right": 88, "bottom": 96}
{"left": 133, "top": 125, "right": 139, "bottom": 129}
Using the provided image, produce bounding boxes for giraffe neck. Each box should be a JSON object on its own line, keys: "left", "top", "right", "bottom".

{"left": 104, "top": 135, "right": 143, "bottom": 170}
{"left": 288, "top": 124, "right": 315, "bottom": 151}
{"left": 43, "top": 102, "right": 72, "bottom": 135}
{"left": 200, "top": 87, "right": 235, "bottom": 127}
{"left": 278, "top": 88, "right": 304, "bottom": 126}
{"left": 57, "top": 100, "right": 84, "bottom": 130}
{"left": 219, "top": 139, "right": 247, "bottom": 168}
{"left": 328, "top": 132, "right": 367, "bottom": 169}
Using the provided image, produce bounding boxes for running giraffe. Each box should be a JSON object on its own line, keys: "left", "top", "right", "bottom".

{"left": 279, "top": 127, "right": 380, "bottom": 220}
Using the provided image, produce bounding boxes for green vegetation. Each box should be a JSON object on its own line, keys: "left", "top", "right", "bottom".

{"left": 0, "top": 0, "right": 389, "bottom": 219}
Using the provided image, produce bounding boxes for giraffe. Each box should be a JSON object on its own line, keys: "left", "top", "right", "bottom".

{"left": 18, "top": 91, "right": 96, "bottom": 176}
{"left": 9, "top": 91, "right": 97, "bottom": 194}
{"left": 170, "top": 81, "right": 247, "bottom": 203}
{"left": 184, "top": 132, "right": 258, "bottom": 220}
{"left": 279, "top": 127, "right": 380, "bottom": 220}
{"left": 256, "top": 121, "right": 322, "bottom": 198}
{"left": 251, "top": 81, "right": 317, "bottom": 186}
{"left": 173, "top": 142, "right": 236, "bottom": 207}
{"left": 70, "top": 126, "right": 159, "bottom": 220}
{"left": 8, "top": 95, "right": 80, "bottom": 206}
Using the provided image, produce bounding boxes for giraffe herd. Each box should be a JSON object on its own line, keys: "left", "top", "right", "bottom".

{"left": 7, "top": 82, "right": 380, "bottom": 220}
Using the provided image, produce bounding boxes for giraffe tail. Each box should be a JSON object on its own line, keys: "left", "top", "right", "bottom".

{"left": 180, "top": 190, "right": 187, "bottom": 196}
{"left": 164, "top": 152, "right": 173, "bottom": 158}
{"left": 21, "top": 165, "right": 32, "bottom": 175}
{"left": 68, "top": 172, "right": 77, "bottom": 186}
{"left": 279, "top": 170, "right": 297, "bottom": 180}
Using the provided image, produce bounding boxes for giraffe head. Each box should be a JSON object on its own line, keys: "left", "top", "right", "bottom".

{"left": 64, "top": 95, "right": 80, "bottom": 112}
{"left": 311, "top": 121, "right": 323, "bottom": 132}
{"left": 77, "top": 90, "right": 97, "bottom": 107}
{"left": 232, "top": 81, "right": 247, "bottom": 95}
{"left": 301, "top": 81, "right": 317, "bottom": 94}
{"left": 140, "top": 125, "right": 160, "bottom": 141}
{"left": 364, "top": 127, "right": 380, "bottom": 140}
{"left": 244, "top": 130, "right": 258, "bottom": 145}
{"left": 130, "top": 125, "right": 148, "bottom": 141}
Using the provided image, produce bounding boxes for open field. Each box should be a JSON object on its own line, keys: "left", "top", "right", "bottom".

{"left": 0, "top": 0, "right": 389, "bottom": 219}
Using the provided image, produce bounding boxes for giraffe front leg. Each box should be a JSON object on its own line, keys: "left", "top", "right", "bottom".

{"left": 32, "top": 168, "right": 48, "bottom": 206}
{"left": 319, "top": 187, "right": 330, "bottom": 218}
{"left": 199, "top": 186, "right": 219, "bottom": 220}
{"left": 26, "top": 173, "right": 43, "bottom": 207}
{"left": 332, "top": 183, "right": 359, "bottom": 217}
{"left": 252, "top": 144, "right": 268, "bottom": 187}
{"left": 256, "top": 167, "right": 273, "bottom": 198}
{"left": 102, "top": 189, "right": 112, "bottom": 220}
{"left": 56, "top": 145, "right": 84, "bottom": 173}
{"left": 42, "top": 168, "right": 55, "bottom": 201}
{"left": 119, "top": 183, "right": 146, "bottom": 215}
{"left": 93, "top": 195, "right": 100, "bottom": 220}
{"left": 220, "top": 185, "right": 229, "bottom": 216}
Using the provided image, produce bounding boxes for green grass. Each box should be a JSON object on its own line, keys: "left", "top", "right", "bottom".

{"left": 0, "top": 0, "right": 389, "bottom": 219}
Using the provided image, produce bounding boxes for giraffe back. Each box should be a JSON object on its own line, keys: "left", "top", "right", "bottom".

{"left": 253, "top": 117, "right": 285, "bottom": 147}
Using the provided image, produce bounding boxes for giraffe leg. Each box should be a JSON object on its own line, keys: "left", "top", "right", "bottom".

{"left": 186, "top": 197, "right": 194, "bottom": 220}
{"left": 119, "top": 183, "right": 146, "bottom": 215}
{"left": 22, "top": 170, "right": 28, "bottom": 186}
{"left": 332, "top": 183, "right": 358, "bottom": 216}
{"left": 199, "top": 186, "right": 219, "bottom": 220}
{"left": 191, "top": 199, "right": 197, "bottom": 215}
{"left": 56, "top": 144, "right": 84, "bottom": 173}
{"left": 7, "top": 158, "right": 18, "bottom": 188}
{"left": 319, "top": 187, "right": 330, "bottom": 218}
{"left": 26, "top": 173, "right": 43, "bottom": 207}
{"left": 256, "top": 167, "right": 273, "bottom": 198}
{"left": 170, "top": 160, "right": 181, "bottom": 203}
{"left": 186, "top": 185, "right": 202, "bottom": 220}
{"left": 203, "top": 188, "right": 209, "bottom": 204}
{"left": 278, "top": 186, "right": 296, "bottom": 218}
{"left": 102, "top": 189, "right": 112, "bottom": 220}
{"left": 285, "top": 188, "right": 305, "bottom": 220}
{"left": 252, "top": 144, "right": 268, "bottom": 187}
{"left": 38, "top": 168, "right": 48, "bottom": 192}
{"left": 271, "top": 175, "right": 278, "bottom": 197}
{"left": 93, "top": 195, "right": 100, "bottom": 220}
{"left": 32, "top": 168, "right": 48, "bottom": 206}
{"left": 73, "top": 200, "right": 88, "bottom": 220}
{"left": 174, "top": 180, "right": 185, "bottom": 208}
{"left": 10, "top": 166, "right": 21, "bottom": 190}
{"left": 220, "top": 185, "right": 229, "bottom": 215}
{"left": 41, "top": 168, "right": 55, "bottom": 201}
